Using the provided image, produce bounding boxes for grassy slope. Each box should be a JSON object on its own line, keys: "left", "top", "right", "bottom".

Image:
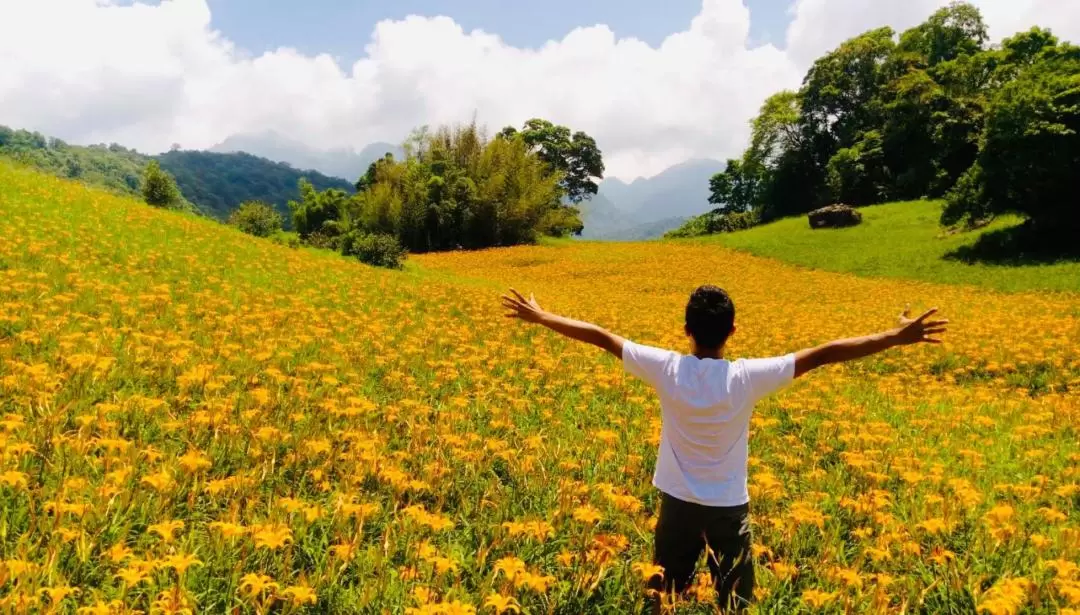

{"left": 689, "top": 200, "right": 1080, "bottom": 293}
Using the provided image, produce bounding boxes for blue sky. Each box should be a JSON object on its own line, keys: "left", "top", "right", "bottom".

{"left": 203, "top": 0, "right": 795, "bottom": 63}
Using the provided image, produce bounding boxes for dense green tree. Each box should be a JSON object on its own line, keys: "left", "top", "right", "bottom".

{"left": 895, "top": 2, "right": 987, "bottom": 67}
{"left": 801, "top": 26, "right": 896, "bottom": 150}
{"left": 827, "top": 130, "right": 889, "bottom": 205}
{"left": 288, "top": 179, "right": 350, "bottom": 239}
{"left": 499, "top": 119, "right": 605, "bottom": 204}
{"left": 943, "top": 45, "right": 1080, "bottom": 231}
{"left": 344, "top": 121, "right": 567, "bottom": 253}
{"left": 708, "top": 159, "right": 759, "bottom": 212}
{"left": 228, "top": 201, "right": 283, "bottom": 237}
{"left": 141, "top": 160, "right": 183, "bottom": 209}
{"left": 708, "top": 92, "right": 798, "bottom": 212}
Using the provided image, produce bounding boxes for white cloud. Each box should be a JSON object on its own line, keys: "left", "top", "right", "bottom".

{"left": 0, "top": 0, "right": 1078, "bottom": 180}
{"left": 786, "top": 0, "right": 1080, "bottom": 70}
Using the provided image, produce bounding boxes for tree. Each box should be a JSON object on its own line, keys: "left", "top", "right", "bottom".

{"left": 896, "top": 2, "right": 987, "bottom": 67}
{"left": 800, "top": 26, "right": 897, "bottom": 149}
{"left": 228, "top": 201, "right": 283, "bottom": 238}
{"left": 827, "top": 130, "right": 889, "bottom": 205}
{"left": 943, "top": 46, "right": 1080, "bottom": 231}
{"left": 141, "top": 160, "right": 183, "bottom": 209}
{"left": 746, "top": 91, "right": 803, "bottom": 172}
{"left": 288, "top": 179, "right": 350, "bottom": 239}
{"left": 347, "top": 121, "right": 567, "bottom": 252}
{"left": 708, "top": 160, "right": 759, "bottom": 212}
{"left": 500, "top": 119, "right": 605, "bottom": 204}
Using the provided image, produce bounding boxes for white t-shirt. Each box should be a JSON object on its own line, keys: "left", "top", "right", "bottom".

{"left": 623, "top": 341, "right": 795, "bottom": 507}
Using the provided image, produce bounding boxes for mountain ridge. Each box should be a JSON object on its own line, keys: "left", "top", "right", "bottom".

{"left": 210, "top": 131, "right": 403, "bottom": 183}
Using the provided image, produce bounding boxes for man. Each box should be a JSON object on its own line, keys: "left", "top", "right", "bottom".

{"left": 501, "top": 285, "right": 947, "bottom": 612}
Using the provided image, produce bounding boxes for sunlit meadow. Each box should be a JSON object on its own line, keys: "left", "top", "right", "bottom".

{"left": 0, "top": 159, "right": 1077, "bottom": 614}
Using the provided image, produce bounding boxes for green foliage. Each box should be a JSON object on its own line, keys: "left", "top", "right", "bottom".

{"left": 944, "top": 44, "right": 1080, "bottom": 232}
{"left": 157, "top": 150, "right": 354, "bottom": 223}
{"left": 269, "top": 230, "right": 301, "bottom": 249}
{"left": 0, "top": 125, "right": 151, "bottom": 197}
{"left": 344, "top": 121, "right": 569, "bottom": 253}
{"left": 288, "top": 179, "right": 350, "bottom": 239}
{"left": 228, "top": 200, "right": 283, "bottom": 238}
{"left": 665, "top": 209, "right": 759, "bottom": 238}
{"left": 498, "top": 118, "right": 605, "bottom": 204}
{"left": 339, "top": 231, "right": 406, "bottom": 269}
{"left": 708, "top": 159, "right": 759, "bottom": 212}
{"left": 826, "top": 130, "right": 888, "bottom": 205}
{"left": 801, "top": 26, "right": 896, "bottom": 148}
{"left": 141, "top": 160, "right": 183, "bottom": 209}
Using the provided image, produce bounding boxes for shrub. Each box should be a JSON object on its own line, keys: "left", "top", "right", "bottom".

{"left": 270, "top": 231, "right": 301, "bottom": 249}
{"left": 305, "top": 231, "right": 342, "bottom": 251}
{"left": 340, "top": 231, "right": 406, "bottom": 269}
{"left": 228, "top": 201, "right": 283, "bottom": 238}
{"left": 666, "top": 209, "right": 759, "bottom": 238}
{"left": 141, "top": 160, "right": 183, "bottom": 209}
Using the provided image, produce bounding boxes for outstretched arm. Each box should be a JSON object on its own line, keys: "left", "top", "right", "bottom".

{"left": 793, "top": 307, "right": 948, "bottom": 378}
{"left": 501, "top": 289, "right": 625, "bottom": 358}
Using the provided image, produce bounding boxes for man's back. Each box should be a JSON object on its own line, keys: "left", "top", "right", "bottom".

{"left": 622, "top": 341, "right": 795, "bottom": 507}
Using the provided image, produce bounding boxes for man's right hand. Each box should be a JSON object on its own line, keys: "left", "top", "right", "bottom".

{"left": 893, "top": 307, "right": 949, "bottom": 345}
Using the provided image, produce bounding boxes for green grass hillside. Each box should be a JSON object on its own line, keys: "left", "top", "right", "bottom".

{"left": 693, "top": 200, "right": 1080, "bottom": 293}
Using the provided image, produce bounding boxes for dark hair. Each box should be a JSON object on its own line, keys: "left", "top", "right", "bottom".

{"left": 685, "top": 285, "right": 735, "bottom": 349}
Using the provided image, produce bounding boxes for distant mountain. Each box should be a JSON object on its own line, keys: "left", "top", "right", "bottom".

{"left": 210, "top": 131, "right": 404, "bottom": 182}
{"left": 157, "top": 150, "right": 355, "bottom": 222}
{"left": 581, "top": 158, "right": 723, "bottom": 240}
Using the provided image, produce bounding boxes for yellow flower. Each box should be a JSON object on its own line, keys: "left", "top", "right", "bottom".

{"left": 0, "top": 470, "right": 28, "bottom": 489}
{"left": 482, "top": 593, "right": 520, "bottom": 614}
{"left": 115, "top": 566, "right": 151, "bottom": 586}
{"left": 571, "top": 505, "right": 602, "bottom": 524}
{"left": 40, "top": 585, "right": 79, "bottom": 604}
{"left": 177, "top": 449, "right": 212, "bottom": 473}
{"left": 282, "top": 584, "right": 317, "bottom": 605}
{"left": 147, "top": 519, "right": 184, "bottom": 543}
{"left": 802, "top": 589, "right": 840, "bottom": 608}
{"left": 161, "top": 553, "right": 202, "bottom": 575}
{"left": 251, "top": 525, "right": 292, "bottom": 549}
{"left": 631, "top": 562, "right": 664, "bottom": 582}
{"left": 239, "top": 573, "right": 278, "bottom": 597}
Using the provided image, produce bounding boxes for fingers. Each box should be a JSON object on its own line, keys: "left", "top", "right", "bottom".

{"left": 509, "top": 288, "right": 527, "bottom": 302}
{"left": 915, "top": 307, "right": 939, "bottom": 323}
{"left": 924, "top": 319, "right": 949, "bottom": 327}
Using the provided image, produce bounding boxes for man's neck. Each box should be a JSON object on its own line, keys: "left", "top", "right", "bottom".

{"left": 693, "top": 347, "right": 724, "bottom": 360}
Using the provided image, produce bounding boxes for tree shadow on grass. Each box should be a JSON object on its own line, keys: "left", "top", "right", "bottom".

{"left": 944, "top": 223, "right": 1080, "bottom": 266}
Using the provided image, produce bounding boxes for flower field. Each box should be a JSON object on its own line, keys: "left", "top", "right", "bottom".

{"left": 0, "top": 159, "right": 1078, "bottom": 614}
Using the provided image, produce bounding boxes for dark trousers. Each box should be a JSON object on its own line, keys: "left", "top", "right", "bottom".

{"left": 646, "top": 492, "right": 755, "bottom": 612}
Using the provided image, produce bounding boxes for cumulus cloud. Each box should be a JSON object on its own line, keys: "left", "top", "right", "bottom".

{"left": 0, "top": 0, "right": 1078, "bottom": 179}
{"left": 787, "top": 0, "right": 1080, "bottom": 69}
